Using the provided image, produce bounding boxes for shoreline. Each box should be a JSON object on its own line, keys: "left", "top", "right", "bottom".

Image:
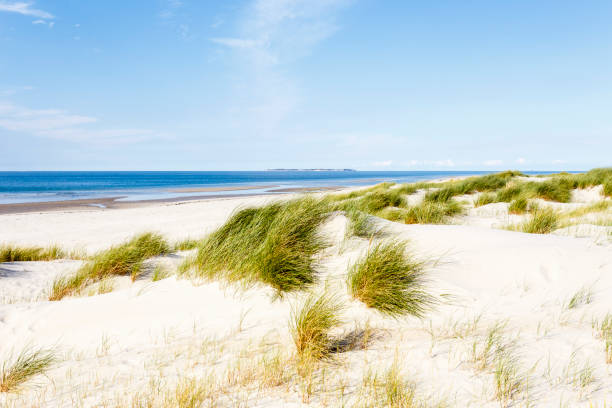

{"left": 0, "top": 185, "right": 347, "bottom": 215}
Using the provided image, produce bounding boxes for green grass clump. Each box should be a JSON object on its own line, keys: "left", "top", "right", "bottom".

{"left": 290, "top": 291, "right": 343, "bottom": 362}
{"left": 49, "top": 232, "right": 169, "bottom": 300}
{"left": 495, "top": 183, "right": 525, "bottom": 202}
{"left": 508, "top": 197, "right": 528, "bottom": 214}
{"left": 403, "top": 200, "right": 463, "bottom": 224}
{"left": 345, "top": 209, "right": 380, "bottom": 238}
{"left": 355, "top": 189, "right": 407, "bottom": 212}
{"left": 474, "top": 193, "right": 496, "bottom": 207}
{"left": 173, "top": 238, "right": 199, "bottom": 251}
{"left": 0, "top": 245, "right": 66, "bottom": 263}
{"left": 520, "top": 208, "right": 559, "bottom": 234}
{"left": 427, "top": 171, "right": 523, "bottom": 203}
{"left": 347, "top": 241, "right": 432, "bottom": 317}
{"left": 529, "top": 179, "right": 572, "bottom": 203}
{"left": 188, "top": 197, "right": 330, "bottom": 294}
{"left": 603, "top": 181, "right": 612, "bottom": 198}
{"left": 1, "top": 348, "right": 56, "bottom": 393}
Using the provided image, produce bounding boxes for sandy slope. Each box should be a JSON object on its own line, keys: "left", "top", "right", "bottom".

{"left": 1, "top": 191, "right": 611, "bottom": 407}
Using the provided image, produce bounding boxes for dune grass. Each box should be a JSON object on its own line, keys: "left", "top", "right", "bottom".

{"left": 173, "top": 238, "right": 199, "bottom": 251}
{"left": 347, "top": 241, "right": 432, "bottom": 318}
{"left": 474, "top": 193, "right": 496, "bottom": 207}
{"left": 519, "top": 208, "right": 560, "bottom": 234}
{"left": 0, "top": 347, "right": 56, "bottom": 393}
{"left": 49, "top": 232, "right": 169, "bottom": 300}
{"left": 345, "top": 209, "right": 380, "bottom": 238}
{"left": 290, "top": 291, "right": 344, "bottom": 362}
{"left": 508, "top": 196, "right": 528, "bottom": 214}
{"left": 186, "top": 197, "right": 331, "bottom": 294}
{"left": 425, "top": 171, "right": 523, "bottom": 204}
{"left": 0, "top": 245, "right": 66, "bottom": 263}
{"left": 403, "top": 200, "right": 463, "bottom": 224}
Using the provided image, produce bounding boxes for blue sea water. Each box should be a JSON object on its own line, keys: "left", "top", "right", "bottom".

{"left": 0, "top": 171, "right": 548, "bottom": 205}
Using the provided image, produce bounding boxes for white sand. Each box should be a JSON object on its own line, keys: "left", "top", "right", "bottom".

{"left": 1, "top": 189, "right": 611, "bottom": 407}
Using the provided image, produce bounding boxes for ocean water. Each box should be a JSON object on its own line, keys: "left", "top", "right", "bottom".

{"left": 0, "top": 170, "right": 522, "bottom": 205}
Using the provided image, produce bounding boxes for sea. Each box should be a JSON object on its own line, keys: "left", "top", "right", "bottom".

{"left": 0, "top": 171, "right": 555, "bottom": 205}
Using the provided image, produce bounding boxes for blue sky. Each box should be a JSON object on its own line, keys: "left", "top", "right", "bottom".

{"left": 0, "top": 0, "right": 610, "bottom": 171}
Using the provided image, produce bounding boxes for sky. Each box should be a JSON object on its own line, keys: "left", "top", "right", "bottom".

{"left": 0, "top": 0, "right": 611, "bottom": 171}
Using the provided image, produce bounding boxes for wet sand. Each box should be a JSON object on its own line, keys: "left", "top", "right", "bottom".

{"left": 0, "top": 186, "right": 345, "bottom": 215}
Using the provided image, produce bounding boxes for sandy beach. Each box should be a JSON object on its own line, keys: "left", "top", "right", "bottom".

{"left": 1, "top": 171, "right": 611, "bottom": 407}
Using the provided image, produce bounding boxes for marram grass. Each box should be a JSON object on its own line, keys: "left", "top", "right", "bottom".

{"left": 347, "top": 241, "right": 432, "bottom": 318}
{"left": 290, "top": 291, "right": 343, "bottom": 362}
{"left": 520, "top": 208, "right": 560, "bottom": 234}
{"left": 186, "top": 197, "right": 331, "bottom": 294}
{"left": 0, "top": 347, "right": 56, "bottom": 393}
{"left": 49, "top": 232, "right": 169, "bottom": 300}
{"left": 0, "top": 245, "right": 65, "bottom": 263}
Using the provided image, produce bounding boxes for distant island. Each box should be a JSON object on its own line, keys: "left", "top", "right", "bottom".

{"left": 266, "top": 168, "right": 357, "bottom": 172}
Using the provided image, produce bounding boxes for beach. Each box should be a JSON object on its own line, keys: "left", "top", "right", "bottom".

{"left": 1, "top": 171, "right": 611, "bottom": 407}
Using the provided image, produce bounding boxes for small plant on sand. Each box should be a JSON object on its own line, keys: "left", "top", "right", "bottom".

{"left": 290, "top": 291, "right": 343, "bottom": 363}
{"left": 49, "top": 232, "right": 169, "bottom": 300}
{"left": 474, "top": 193, "right": 496, "bottom": 207}
{"left": 403, "top": 200, "right": 463, "bottom": 225}
{"left": 0, "top": 245, "right": 66, "bottom": 263}
{"left": 520, "top": 207, "right": 559, "bottom": 234}
{"left": 345, "top": 209, "right": 380, "bottom": 238}
{"left": 508, "top": 196, "right": 528, "bottom": 214}
{"left": 347, "top": 241, "right": 432, "bottom": 317}
{"left": 594, "top": 313, "right": 612, "bottom": 364}
{"left": 494, "top": 351, "right": 524, "bottom": 407}
{"left": 187, "top": 197, "right": 331, "bottom": 294}
{"left": 565, "top": 287, "right": 593, "bottom": 310}
{"left": 152, "top": 264, "right": 171, "bottom": 281}
{"left": 173, "top": 238, "right": 199, "bottom": 251}
{"left": 0, "top": 347, "right": 56, "bottom": 393}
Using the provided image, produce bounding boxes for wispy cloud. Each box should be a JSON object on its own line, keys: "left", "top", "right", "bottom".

{"left": 0, "top": 102, "right": 163, "bottom": 144}
{"left": 0, "top": 1, "right": 53, "bottom": 19}
{"left": 516, "top": 157, "right": 526, "bottom": 164}
{"left": 212, "top": 0, "right": 350, "bottom": 134}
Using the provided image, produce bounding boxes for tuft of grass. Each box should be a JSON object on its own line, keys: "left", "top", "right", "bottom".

{"left": 494, "top": 351, "right": 524, "bottom": 407}
{"left": 520, "top": 207, "right": 559, "bottom": 234}
{"left": 173, "top": 238, "right": 199, "bottom": 251}
{"left": 596, "top": 313, "right": 612, "bottom": 364}
{"left": 290, "top": 291, "right": 344, "bottom": 363}
{"left": 0, "top": 347, "right": 56, "bottom": 393}
{"left": 152, "top": 264, "right": 171, "bottom": 282}
{"left": 508, "top": 196, "right": 528, "bottom": 214}
{"left": 0, "top": 245, "right": 66, "bottom": 263}
{"left": 530, "top": 179, "right": 572, "bottom": 203}
{"left": 604, "top": 181, "right": 612, "bottom": 197}
{"left": 188, "top": 197, "right": 331, "bottom": 294}
{"left": 345, "top": 209, "right": 380, "bottom": 238}
{"left": 355, "top": 189, "right": 407, "bottom": 212}
{"left": 403, "top": 200, "right": 463, "bottom": 225}
{"left": 347, "top": 241, "right": 432, "bottom": 317}
{"left": 49, "top": 232, "right": 169, "bottom": 300}
{"left": 474, "top": 193, "right": 496, "bottom": 207}
{"left": 565, "top": 287, "right": 593, "bottom": 310}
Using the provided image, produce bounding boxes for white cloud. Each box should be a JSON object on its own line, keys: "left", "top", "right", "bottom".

{"left": 31, "top": 18, "right": 44, "bottom": 24}
{"left": 0, "top": 102, "right": 162, "bottom": 143}
{"left": 0, "top": 1, "right": 53, "bottom": 19}
{"left": 372, "top": 160, "right": 392, "bottom": 167}
{"left": 516, "top": 157, "right": 526, "bottom": 164}
{"left": 211, "top": 37, "right": 262, "bottom": 49}
{"left": 48, "top": 21, "right": 54, "bottom": 28}
{"left": 484, "top": 159, "right": 502, "bottom": 166}
{"left": 211, "top": 0, "right": 350, "bottom": 134}
{"left": 552, "top": 159, "right": 567, "bottom": 164}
